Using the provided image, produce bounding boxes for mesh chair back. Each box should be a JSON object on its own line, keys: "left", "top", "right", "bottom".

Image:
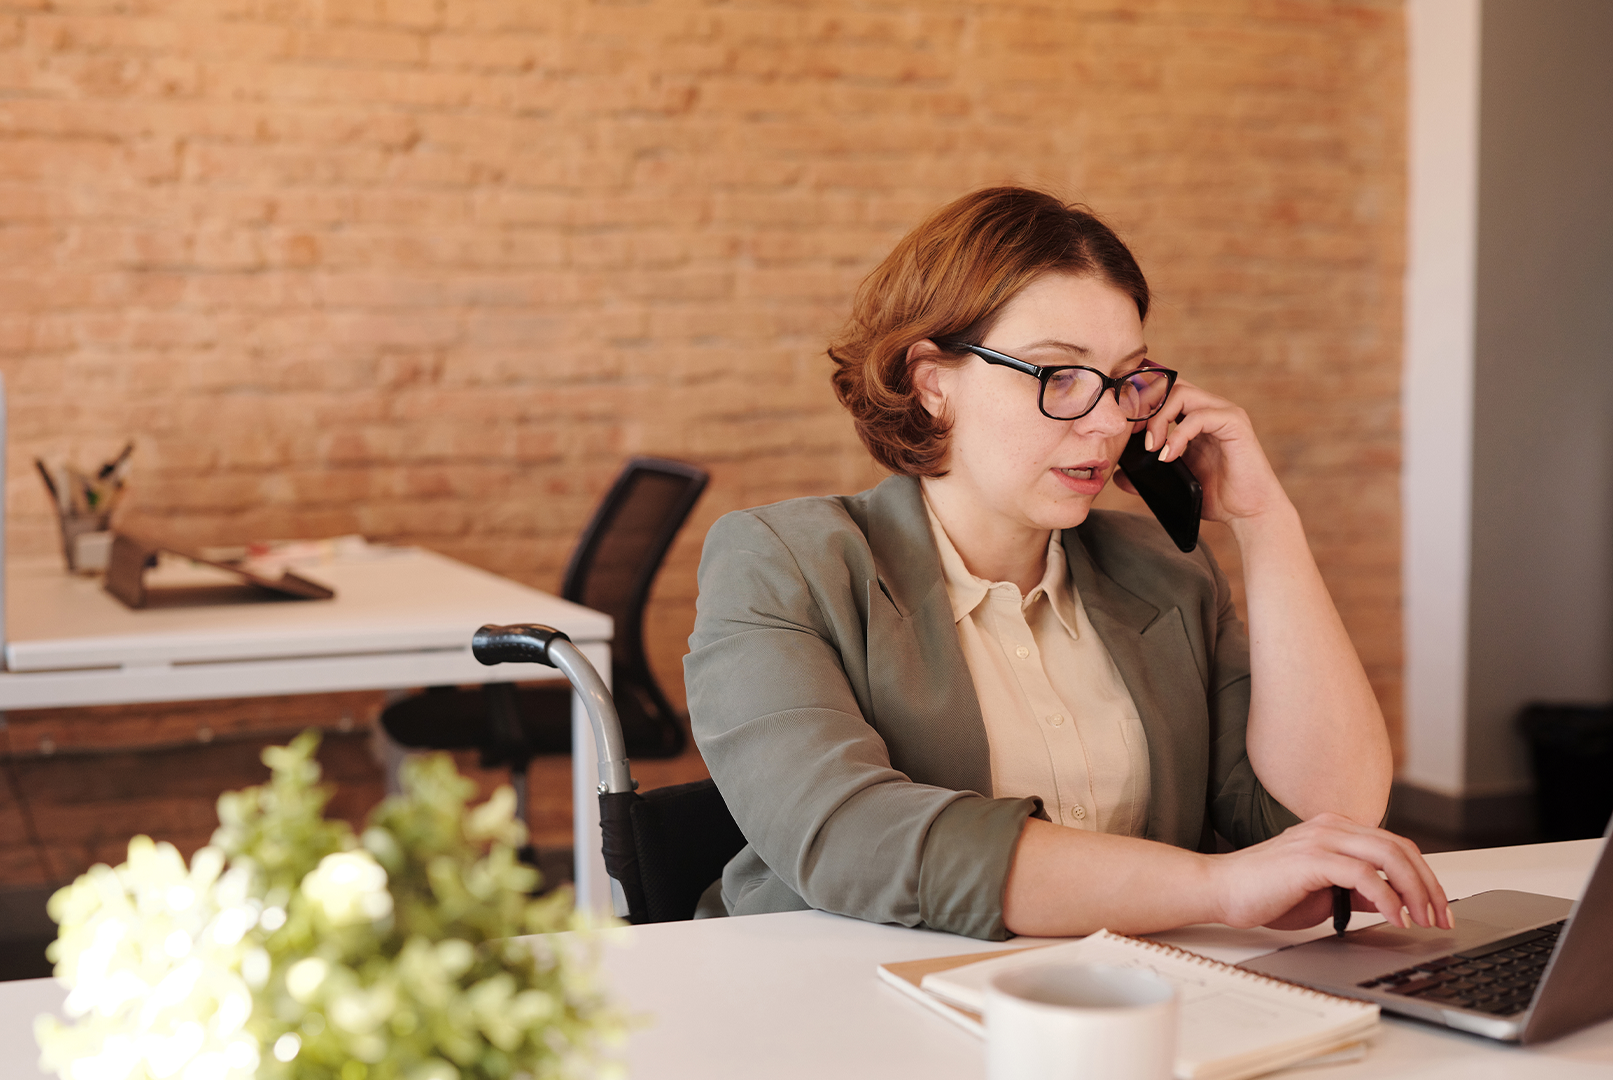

{"left": 561, "top": 457, "right": 708, "bottom": 756}
{"left": 563, "top": 459, "right": 706, "bottom": 655}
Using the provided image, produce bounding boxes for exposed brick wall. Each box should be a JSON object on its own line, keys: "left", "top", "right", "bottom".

{"left": 0, "top": 0, "right": 1405, "bottom": 885}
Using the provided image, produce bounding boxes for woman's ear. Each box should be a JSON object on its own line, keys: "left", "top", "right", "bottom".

{"left": 907, "top": 339, "right": 948, "bottom": 419}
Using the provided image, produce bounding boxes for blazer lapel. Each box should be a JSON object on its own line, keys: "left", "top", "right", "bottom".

{"left": 861, "top": 477, "right": 994, "bottom": 797}
{"left": 1063, "top": 528, "right": 1211, "bottom": 849}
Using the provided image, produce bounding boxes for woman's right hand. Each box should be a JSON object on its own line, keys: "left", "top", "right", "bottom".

{"left": 1207, "top": 813, "right": 1453, "bottom": 932}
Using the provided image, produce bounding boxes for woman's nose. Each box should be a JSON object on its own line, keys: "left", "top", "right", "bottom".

{"left": 1076, "top": 387, "right": 1132, "bottom": 436}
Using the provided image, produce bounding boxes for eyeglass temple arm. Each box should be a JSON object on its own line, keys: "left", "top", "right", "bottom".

{"left": 938, "top": 341, "right": 1044, "bottom": 378}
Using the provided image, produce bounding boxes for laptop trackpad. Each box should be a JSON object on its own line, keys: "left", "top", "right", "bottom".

{"left": 1239, "top": 890, "right": 1574, "bottom": 990}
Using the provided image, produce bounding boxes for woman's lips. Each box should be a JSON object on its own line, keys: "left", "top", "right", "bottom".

{"left": 1053, "top": 461, "right": 1109, "bottom": 493}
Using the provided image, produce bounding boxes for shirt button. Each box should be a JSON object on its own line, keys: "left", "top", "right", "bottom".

{"left": 1070, "top": 805, "right": 1087, "bottom": 821}
{"left": 1015, "top": 645, "right": 1030, "bottom": 659}
{"left": 1048, "top": 714, "right": 1065, "bottom": 727}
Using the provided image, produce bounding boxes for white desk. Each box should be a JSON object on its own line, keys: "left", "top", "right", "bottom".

{"left": 0, "top": 549, "right": 616, "bottom": 907}
{"left": 5, "top": 840, "right": 1611, "bottom": 1079}
{"left": 585, "top": 839, "right": 1613, "bottom": 1079}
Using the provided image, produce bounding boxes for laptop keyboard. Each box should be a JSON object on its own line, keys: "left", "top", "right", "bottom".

{"left": 1355, "top": 920, "right": 1565, "bottom": 1017}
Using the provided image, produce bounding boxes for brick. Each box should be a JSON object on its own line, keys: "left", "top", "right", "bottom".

{"left": 0, "top": 846, "right": 54, "bottom": 888}
{"left": 425, "top": 31, "right": 554, "bottom": 72}
{"left": 437, "top": 0, "right": 563, "bottom": 35}
{"left": 286, "top": 25, "right": 426, "bottom": 66}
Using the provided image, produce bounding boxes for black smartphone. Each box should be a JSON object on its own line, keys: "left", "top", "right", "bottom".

{"left": 1117, "top": 430, "right": 1202, "bottom": 553}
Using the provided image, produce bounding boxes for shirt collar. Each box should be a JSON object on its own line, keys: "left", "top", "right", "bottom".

{"left": 1034, "top": 535, "right": 1084, "bottom": 638}
{"left": 922, "top": 495, "right": 1083, "bottom": 639}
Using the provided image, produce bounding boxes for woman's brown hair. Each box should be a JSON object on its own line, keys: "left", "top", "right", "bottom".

{"left": 828, "top": 187, "right": 1150, "bottom": 477}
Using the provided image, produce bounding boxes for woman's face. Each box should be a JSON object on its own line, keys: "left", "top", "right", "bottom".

{"left": 921, "top": 272, "right": 1146, "bottom": 536}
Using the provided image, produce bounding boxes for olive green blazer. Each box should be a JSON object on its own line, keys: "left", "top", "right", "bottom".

{"left": 684, "top": 474, "right": 1299, "bottom": 940}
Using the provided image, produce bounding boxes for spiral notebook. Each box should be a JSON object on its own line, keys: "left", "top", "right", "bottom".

{"left": 878, "top": 929, "right": 1378, "bottom": 1080}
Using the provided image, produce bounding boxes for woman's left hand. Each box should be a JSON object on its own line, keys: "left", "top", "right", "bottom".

{"left": 1119, "top": 377, "right": 1289, "bottom": 525}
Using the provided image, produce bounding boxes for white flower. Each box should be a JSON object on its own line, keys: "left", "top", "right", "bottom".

{"left": 300, "top": 850, "right": 393, "bottom": 926}
{"left": 35, "top": 838, "right": 260, "bottom": 1080}
{"left": 284, "top": 957, "right": 329, "bottom": 1003}
{"left": 37, "top": 738, "right": 618, "bottom": 1080}
{"left": 465, "top": 785, "right": 523, "bottom": 845}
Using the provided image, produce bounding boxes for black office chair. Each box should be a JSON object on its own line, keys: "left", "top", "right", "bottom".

{"left": 380, "top": 456, "right": 709, "bottom": 851}
{"left": 472, "top": 622, "right": 747, "bottom": 924}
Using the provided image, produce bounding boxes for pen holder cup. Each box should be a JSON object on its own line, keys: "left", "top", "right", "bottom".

{"left": 60, "top": 512, "right": 114, "bottom": 574}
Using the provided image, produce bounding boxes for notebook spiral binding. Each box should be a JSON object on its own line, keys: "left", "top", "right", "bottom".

{"left": 1105, "top": 930, "right": 1375, "bottom": 1007}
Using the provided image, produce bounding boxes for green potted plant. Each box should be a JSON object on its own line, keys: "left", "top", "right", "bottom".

{"left": 36, "top": 732, "right": 622, "bottom": 1080}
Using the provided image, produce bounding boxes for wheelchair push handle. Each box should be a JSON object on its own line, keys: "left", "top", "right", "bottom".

{"left": 472, "top": 623, "right": 571, "bottom": 667}
{"left": 471, "top": 623, "right": 634, "bottom": 796}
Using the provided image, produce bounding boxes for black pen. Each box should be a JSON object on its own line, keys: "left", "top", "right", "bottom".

{"left": 35, "top": 459, "right": 60, "bottom": 506}
{"left": 1332, "top": 886, "right": 1351, "bottom": 936}
{"left": 98, "top": 442, "right": 134, "bottom": 482}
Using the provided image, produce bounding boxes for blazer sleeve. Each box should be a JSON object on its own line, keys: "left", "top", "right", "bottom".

{"left": 1202, "top": 547, "right": 1305, "bottom": 848}
{"left": 684, "top": 509, "right": 1038, "bottom": 940}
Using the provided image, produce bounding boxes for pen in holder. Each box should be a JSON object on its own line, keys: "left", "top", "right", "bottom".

{"left": 37, "top": 443, "right": 133, "bottom": 575}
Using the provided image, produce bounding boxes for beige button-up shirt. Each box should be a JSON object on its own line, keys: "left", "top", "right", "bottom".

{"left": 926, "top": 500, "right": 1151, "bottom": 836}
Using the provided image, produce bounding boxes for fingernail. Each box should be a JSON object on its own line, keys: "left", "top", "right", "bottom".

{"left": 1425, "top": 903, "right": 1435, "bottom": 927}
{"left": 1144, "top": 430, "right": 1155, "bottom": 452}
{"left": 1157, "top": 441, "right": 1171, "bottom": 462}
{"left": 1444, "top": 904, "right": 1454, "bottom": 928}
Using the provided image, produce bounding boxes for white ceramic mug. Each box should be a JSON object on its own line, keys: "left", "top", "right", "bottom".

{"left": 985, "top": 962, "right": 1177, "bottom": 1080}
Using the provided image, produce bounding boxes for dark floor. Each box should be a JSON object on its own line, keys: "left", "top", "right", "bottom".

{"left": 0, "top": 884, "right": 57, "bottom": 981}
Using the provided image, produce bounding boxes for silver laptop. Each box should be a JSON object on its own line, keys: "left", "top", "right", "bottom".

{"left": 1239, "top": 824, "right": 1613, "bottom": 1044}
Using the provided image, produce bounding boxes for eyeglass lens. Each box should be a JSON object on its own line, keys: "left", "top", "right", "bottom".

{"left": 1043, "top": 368, "right": 1172, "bottom": 421}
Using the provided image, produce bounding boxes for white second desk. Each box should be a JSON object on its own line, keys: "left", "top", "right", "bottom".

{"left": 0, "top": 549, "right": 616, "bottom": 906}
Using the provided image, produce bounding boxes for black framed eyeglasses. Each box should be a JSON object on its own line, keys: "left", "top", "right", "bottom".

{"left": 939, "top": 342, "right": 1178, "bottom": 422}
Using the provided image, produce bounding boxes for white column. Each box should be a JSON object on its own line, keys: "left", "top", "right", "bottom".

{"left": 1401, "top": 0, "right": 1482, "bottom": 796}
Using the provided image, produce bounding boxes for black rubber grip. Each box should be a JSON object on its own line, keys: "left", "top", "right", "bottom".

{"left": 471, "top": 623, "right": 571, "bottom": 667}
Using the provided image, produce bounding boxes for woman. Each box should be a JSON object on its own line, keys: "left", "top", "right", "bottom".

{"left": 684, "top": 187, "right": 1449, "bottom": 941}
